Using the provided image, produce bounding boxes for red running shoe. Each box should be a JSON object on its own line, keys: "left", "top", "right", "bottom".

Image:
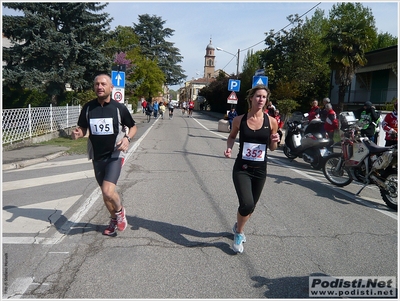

{"left": 103, "top": 218, "right": 117, "bottom": 236}
{"left": 115, "top": 207, "right": 127, "bottom": 231}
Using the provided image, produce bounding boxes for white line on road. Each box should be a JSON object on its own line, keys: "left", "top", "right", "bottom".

{"left": 3, "top": 170, "right": 94, "bottom": 192}
{"left": 3, "top": 277, "right": 33, "bottom": 299}
{"left": 4, "top": 157, "right": 91, "bottom": 172}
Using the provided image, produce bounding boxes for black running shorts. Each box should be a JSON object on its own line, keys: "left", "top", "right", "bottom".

{"left": 92, "top": 157, "right": 123, "bottom": 186}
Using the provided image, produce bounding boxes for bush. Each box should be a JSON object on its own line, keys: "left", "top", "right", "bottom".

{"left": 276, "top": 98, "right": 301, "bottom": 124}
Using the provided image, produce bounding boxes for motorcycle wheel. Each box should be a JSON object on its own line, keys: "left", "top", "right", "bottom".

{"left": 283, "top": 145, "right": 297, "bottom": 159}
{"left": 322, "top": 153, "right": 353, "bottom": 187}
{"left": 380, "top": 171, "right": 397, "bottom": 211}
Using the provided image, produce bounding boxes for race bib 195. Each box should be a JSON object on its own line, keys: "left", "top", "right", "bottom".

{"left": 90, "top": 118, "right": 114, "bottom": 135}
{"left": 242, "top": 142, "right": 266, "bottom": 161}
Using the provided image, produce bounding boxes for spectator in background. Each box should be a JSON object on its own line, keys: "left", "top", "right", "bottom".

{"left": 153, "top": 100, "right": 159, "bottom": 118}
{"left": 320, "top": 97, "right": 331, "bottom": 122}
{"left": 141, "top": 97, "right": 147, "bottom": 114}
{"left": 159, "top": 101, "right": 166, "bottom": 119}
{"left": 323, "top": 103, "right": 339, "bottom": 140}
{"left": 382, "top": 100, "right": 398, "bottom": 146}
{"left": 308, "top": 99, "right": 320, "bottom": 122}
{"left": 227, "top": 107, "right": 238, "bottom": 131}
{"left": 266, "top": 101, "right": 276, "bottom": 116}
{"left": 354, "top": 101, "right": 380, "bottom": 142}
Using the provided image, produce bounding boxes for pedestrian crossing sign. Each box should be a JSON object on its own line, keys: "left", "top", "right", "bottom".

{"left": 252, "top": 76, "right": 268, "bottom": 88}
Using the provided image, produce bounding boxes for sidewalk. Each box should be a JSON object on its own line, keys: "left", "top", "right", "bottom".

{"left": 2, "top": 145, "right": 70, "bottom": 171}
{"left": 2, "top": 110, "right": 224, "bottom": 171}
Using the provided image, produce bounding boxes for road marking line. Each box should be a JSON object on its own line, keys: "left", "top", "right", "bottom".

{"left": 2, "top": 237, "right": 46, "bottom": 244}
{"left": 5, "top": 158, "right": 91, "bottom": 172}
{"left": 3, "top": 170, "right": 94, "bottom": 191}
{"left": 2, "top": 195, "right": 81, "bottom": 235}
{"left": 3, "top": 277, "right": 33, "bottom": 299}
{"left": 41, "top": 187, "right": 101, "bottom": 245}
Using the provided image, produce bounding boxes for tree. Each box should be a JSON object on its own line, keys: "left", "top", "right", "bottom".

{"left": 262, "top": 10, "right": 330, "bottom": 111}
{"left": 133, "top": 14, "right": 186, "bottom": 86}
{"left": 127, "top": 57, "right": 165, "bottom": 100}
{"left": 105, "top": 25, "right": 139, "bottom": 55}
{"left": 2, "top": 2, "right": 113, "bottom": 106}
{"left": 106, "top": 25, "right": 166, "bottom": 102}
{"left": 199, "top": 76, "right": 231, "bottom": 114}
{"left": 371, "top": 32, "right": 398, "bottom": 50}
{"left": 322, "top": 2, "right": 377, "bottom": 112}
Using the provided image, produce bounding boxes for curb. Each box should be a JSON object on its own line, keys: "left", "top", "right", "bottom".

{"left": 2, "top": 151, "right": 68, "bottom": 171}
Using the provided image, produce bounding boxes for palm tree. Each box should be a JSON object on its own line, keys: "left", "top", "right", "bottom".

{"left": 323, "top": 2, "right": 377, "bottom": 112}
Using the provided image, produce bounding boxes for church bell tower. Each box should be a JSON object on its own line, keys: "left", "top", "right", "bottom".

{"left": 204, "top": 39, "right": 215, "bottom": 79}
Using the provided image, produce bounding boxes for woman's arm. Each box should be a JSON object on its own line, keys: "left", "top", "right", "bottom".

{"left": 224, "top": 115, "right": 242, "bottom": 158}
{"left": 268, "top": 116, "right": 280, "bottom": 151}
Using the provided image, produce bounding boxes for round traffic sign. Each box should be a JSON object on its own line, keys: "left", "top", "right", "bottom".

{"left": 114, "top": 91, "right": 123, "bottom": 102}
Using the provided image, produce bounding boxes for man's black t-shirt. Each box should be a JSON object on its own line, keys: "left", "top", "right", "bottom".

{"left": 78, "top": 99, "right": 135, "bottom": 160}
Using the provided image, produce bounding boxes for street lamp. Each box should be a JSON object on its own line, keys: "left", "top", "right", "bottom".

{"left": 216, "top": 47, "right": 240, "bottom": 79}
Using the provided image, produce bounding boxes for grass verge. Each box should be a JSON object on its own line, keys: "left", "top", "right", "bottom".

{"left": 38, "top": 136, "right": 88, "bottom": 155}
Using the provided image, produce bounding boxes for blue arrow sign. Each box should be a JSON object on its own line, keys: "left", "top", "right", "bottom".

{"left": 111, "top": 70, "right": 125, "bottom": 88}
{"left": 252, "top": 76, "right": 268, "bottom": 88}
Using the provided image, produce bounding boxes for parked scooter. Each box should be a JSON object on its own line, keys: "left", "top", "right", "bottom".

{"left": 283, "top": 113, "right": 332, "bottom": 169}
{"left": 322, "top": 111, "right": 398, "bottom": 210}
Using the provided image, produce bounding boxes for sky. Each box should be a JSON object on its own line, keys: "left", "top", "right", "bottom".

{"left": 2, "top": 1, "right": 399, "bottom": 92}
{"left": 103, "top": 1, "right": 399, "bottom": 91}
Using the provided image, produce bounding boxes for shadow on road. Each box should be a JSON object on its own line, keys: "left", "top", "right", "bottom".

{"left": 129, "top": 215, "right": 235, "bottom": 255}
{"left": 251, "top": 273, "right": 328, "bottom": 298}
{"left": 2, "top": 206, "right": 235, "bottom": 255}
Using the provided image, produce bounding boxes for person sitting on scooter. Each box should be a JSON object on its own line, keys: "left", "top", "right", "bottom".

{"left": 354, "top": 101, "right": 380, "bottom": 142}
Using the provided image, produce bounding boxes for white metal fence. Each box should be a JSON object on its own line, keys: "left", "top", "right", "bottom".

{"left": 2, "top": 104, "right": 81, "bottom": 145}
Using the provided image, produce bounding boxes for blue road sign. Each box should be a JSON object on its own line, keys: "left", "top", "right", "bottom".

{"left": 252, "top": 76, "right": 268, "bottom": 88}
{"left": 111, "top": 70, "right": 125, "bottom": 88}
{"left": 228, "top": 79, "right": 241, "bottom": 92}
{"left": 254, "top": 69, "right": 265, "bottom": 76}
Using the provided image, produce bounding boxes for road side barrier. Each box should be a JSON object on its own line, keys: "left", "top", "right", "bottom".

{"left": 218, "top": 119, "right": 230, "bottom": 133}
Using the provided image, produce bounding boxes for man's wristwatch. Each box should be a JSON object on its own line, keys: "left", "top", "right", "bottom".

{"left": 124, "top": 135, "right": 131, "bottom": 143}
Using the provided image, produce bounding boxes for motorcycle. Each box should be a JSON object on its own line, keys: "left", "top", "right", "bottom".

{"left": 323, "top": 111, "right": 398, "bottom": 210}
{"left": 283, "top": 113, "right": 333, "bottom": 169}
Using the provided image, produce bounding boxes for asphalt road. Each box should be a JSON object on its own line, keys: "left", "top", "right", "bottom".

{"left": 2, "top": 110, "right": 397, "bottom": 298}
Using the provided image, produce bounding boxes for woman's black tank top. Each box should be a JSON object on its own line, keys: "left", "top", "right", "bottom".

{"left": 236, "top": 113, "right": 271, "bottom": 168}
